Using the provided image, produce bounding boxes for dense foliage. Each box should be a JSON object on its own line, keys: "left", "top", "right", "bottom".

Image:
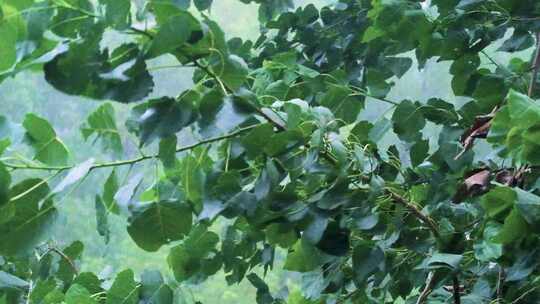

{"left": 1, "top": 0, "right": 540, "bottom": 303}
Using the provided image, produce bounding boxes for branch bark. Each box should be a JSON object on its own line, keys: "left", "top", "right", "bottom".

{"left": 416, "top": 271, "right": 436, "bottom": 304}
{"left": 387, "top": 190, "right": 440, "bottom": 239}
{"left": 453, "top": 276, "right": 461, "bottom": 304}
{"left": 496, "top": 267, "right": 505, "bottom": 303}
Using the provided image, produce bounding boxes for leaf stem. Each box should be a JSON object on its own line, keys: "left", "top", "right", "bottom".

{"left": 9, "top": 171, "right": 65, "bottom": 202}
{"left": 42, "top": 247, "right": 79, "bottom": 276}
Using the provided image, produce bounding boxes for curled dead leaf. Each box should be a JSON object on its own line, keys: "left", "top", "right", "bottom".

{"left": 455, "top": 108, "right": 498, "bottom": 160}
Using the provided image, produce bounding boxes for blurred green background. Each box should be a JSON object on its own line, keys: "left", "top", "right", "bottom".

{"left": 0, "top": 0, "right": 533, "bottom": 303}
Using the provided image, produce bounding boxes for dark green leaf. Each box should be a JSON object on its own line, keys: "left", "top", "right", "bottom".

{"left": 284, "top": 239, "right": 321, "bottom": 272}
{"left": 100, "top": 0, "right": 131, "bottom": 29}
{"left": 194, "top": 0, "right": 212, "bottom": 11}
{"left": 127, "top": 97, "right": 195, "bottom": 145}
{"left": 128, "top": 201, "right": 192, "bottom": 252}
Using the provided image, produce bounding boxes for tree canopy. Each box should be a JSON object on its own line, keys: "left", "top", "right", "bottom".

{"left": 1, "top": 0, "right": 540, "bottom": 303}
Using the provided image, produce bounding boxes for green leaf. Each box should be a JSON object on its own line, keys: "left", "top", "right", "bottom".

{"left": 410, "top": 139, "right": 429, "bottom": 167}
{"left": 45, "top": 40, "right": 154, "bottom": 103}
{"left": 284, "top": 239, "right": 321, "bottom": 272}
{"left": 128, "top": 201, "right": 192, "bottom": 252}
{"left": 352, "top": 242, "right": 384, "bottom": 283}
{"left": 107, "top": 270, "right": 139, "bottom": 304}
{"left": 480, "top": 186, "right": 515, "bottom": 220}
{"left": 95, "top": 196, "right": 110, "bottom": 243}
{"left": 149, "top": 0, "right": 191, "bottom": 24}
{"left": 473, "top": 223, "right": 502, "bottom": 262}
{"left": 194, "top": 0, "right": 212, "bottom": 11}
{"left": 50, "top": 0, "right": 94, "bottom": 38}
{"left": 211, "top": 55, "right": 248, "bottom": 91}
{"left": 419, "top": 253, "right": 463, "bottom": 270}
{"left": 392, "top": 100, "right": 425, "bottom": 142}
{"left": 488, "top": 90, "right": 540, "bottom": 164}
{"left": 0, "top": 163, "right": 11, "bottom": 204}
{"left": 103, "top": 169, "right": 119, "bottom": 214}
{"left": 498, "top": 30, "right": 534, "bottom": 53}
{"left": 167, "top": 225, "right": 219, "bottom": 282}
{"left": 73, "top": 272, "right": 103, "bottom": 295}
{"left": 148, "top": 11, "right": 199, "bottom": 58}
{"left": 266, "top": 223, "right": 297, "bottom": 248}
{"left": 65, "top": 284, "right": 97, "bottom": 304}
{"left": 0, "top": 21, "right": 17, "bottom": 72}
{"left": 23, "top": 114, "right": 69, "bottom": 166}
{"left": 99, "top": 0, "right": 131, "bottom": 29}
{"left": 0, "top": 179, "right": 56, "bottom": 255}
{"left": 29, "top": 279, "right": 57, "bottom": 303}
{"left": 471, "top": 75, "right": 507, "bottom": 110}
{"left": 57, "top": 241, "right": 84, "bottom": 284}
{"left": 140, "top": 270, "right": 173, "bottom": 304}
{"left": 247, "top": 273, "right": 275, "bottom": 304}
{"left": 495, "top": 207, "right": 529, "bottom": 244}
{"left": 158, "top": 136, "right": 177, "bottom": 169}
{"left": 421, "top": 98, "right": 459, "bottom": 125}
{"left": 81, "top": 103, "right": 123, "bottom": 155}
{"left": 318, "top": 84, "right": 360, "bottom": 124}
{"left": 127, "top": 97, "right": 196, "bottom": 145}
{"left": 242, "top": 124, "right": 274, "bottom": 158}
{"left": 179, "top": 152, "right": 210, "bottom": 210}
{"left": 384, "top": 57, "right": 412, "bottom": 78}
{"left": 514, "top": 188, "right": 540, "bottom": 226}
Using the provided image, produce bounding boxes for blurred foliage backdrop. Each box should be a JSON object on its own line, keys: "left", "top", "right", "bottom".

{"left": 0, "top": 0, "right": 533, "bottom": 303}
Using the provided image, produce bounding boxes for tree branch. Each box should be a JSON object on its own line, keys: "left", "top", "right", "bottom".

{"left": 189, "top": 60, "right": 342, "bottom": 166}
{"left": 386, "top": 189, "right": 441, "bottom": 239}
{"left": 496, "top": 266, "right": 505, "bottom": 303}
{"left": 3, "top": 124, "right": 259, "bottom": 172}
{"left": 191, "top": 59, "right": 287, "bottom": 131}
{"left": 129, "top": 26, "right": 153, "bottom": 39}
{"left": 416, "top": 271, "right": 436, "bottom": 304}
{"left": 510, "top": 285, "right": 540, "bottom": 304}
{"left": 453, "top": 276, "right": 461, "bottom": 304}
{"left": 42, "top": 247, "right": 79, "bottom": 276}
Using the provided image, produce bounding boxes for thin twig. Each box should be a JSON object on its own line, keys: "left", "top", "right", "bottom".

{"left": 189, "top": 59, "right": 343, "bottom": 167}
{"left": 4, "top": 124, "right": 260, "bottom": 172}
{"left": 129, "top": 26, "right": 153, "bottom": 39}
{"left": 510, "top": 285, "right": 540, "bottom": 304}
{"left": 9, "top": 170, "right": 64, "bottom": 202}
{"left": 386, "top": 190, "right": 440, "bottom": 239}
{"left": 191, "top": 59, "right": 288, "bottom": 131}
{"left": 42, "top": 247, "right": 79, "bottom": 275}
{"left": 496, "top": 267, "right": 505, "bottom": 303}
{"left": 416, "top": 271, "right": 436, "bottom": 304}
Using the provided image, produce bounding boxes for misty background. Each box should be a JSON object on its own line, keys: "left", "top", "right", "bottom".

{"left": 0, "top": 0, "right": 533, "bottom": 303}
